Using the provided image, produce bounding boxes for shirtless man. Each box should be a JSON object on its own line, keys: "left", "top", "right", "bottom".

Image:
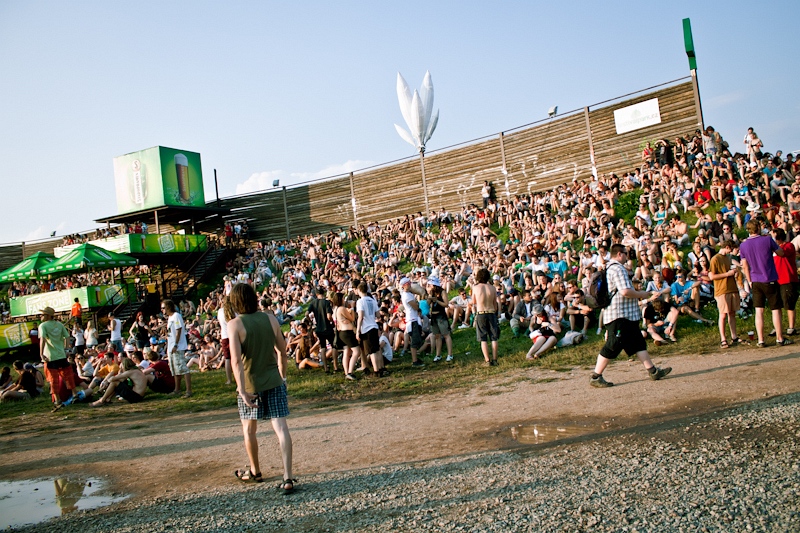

{"left": 90, "top": 358, "right": 148, "bottom": 406}
{"left": 470, "top": 268, "right": 500, "bottom": 366}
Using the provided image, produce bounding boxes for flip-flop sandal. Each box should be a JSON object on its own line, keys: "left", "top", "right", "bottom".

{"left": 279, "top": 478, "right": 297, "bottom": 495}
{"left": 234, "top": 468, "right": 263, "bottom": 483}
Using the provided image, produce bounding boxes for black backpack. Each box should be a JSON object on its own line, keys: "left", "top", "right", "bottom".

{"left": 589, "top": 264, "right": 621, "bottom": 309}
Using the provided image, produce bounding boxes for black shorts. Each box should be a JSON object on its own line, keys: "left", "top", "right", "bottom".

{"left": 475, "top": 312, "right": 500, "bottom": 342}
{"left": 600, "top": 318, "right": 647, "bottom": 359}
{"left": 409, "top": 321, "right": 424, "bottom": 350}
{"left": 360, "top": 328, "right": 380, "bottom": 354}
{"left": 780, "top": 282, "right": 799, "bottom": 311}
{"left": 115, "top": 380, "right": 144, "bottom": 403}
{"left": 149, "top": 377, "right": 172, "bottom": 394}
{"left": 316, "top": 329, "right": 336, "bottom": 349}
{"left": 337, "top": 329, "right": 359, "bottom": 348}
{"left": 752, "top": 281, "right": 782, "bottom": 310}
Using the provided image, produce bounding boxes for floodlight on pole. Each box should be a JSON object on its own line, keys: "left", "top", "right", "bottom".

{"left": 548, "top": 106, "right": 558, "bottom": 118}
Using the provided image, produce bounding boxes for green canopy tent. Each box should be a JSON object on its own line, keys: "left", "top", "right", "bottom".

{"left": 0, "top": 251, "right": 57, "bottom": 282}
{"left": 39, "top": 243, "right": 139, "bottom": 277}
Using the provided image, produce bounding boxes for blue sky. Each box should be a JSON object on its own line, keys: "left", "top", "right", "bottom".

{"left": 1, "top": 1, "right": 797, "bottom": 244}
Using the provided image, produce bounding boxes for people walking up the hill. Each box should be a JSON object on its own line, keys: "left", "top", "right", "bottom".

{"left": 590, "top": 245, "right": 671, "bottom": 388}
{"left": 228, "top": 283, "right": 295, "bottom": 493}
{"left": 162, "top": 299, "right": 193, "bottom": 397}
{"left": 471, "top": 268, "right": 500, "bottom": 366}
{"left": 739, "top": 220, "right": 792, "bottom": 348}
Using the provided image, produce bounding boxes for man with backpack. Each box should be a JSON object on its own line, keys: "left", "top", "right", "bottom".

{"left": 590, "top": 244, "right": 672, "bottom": 388}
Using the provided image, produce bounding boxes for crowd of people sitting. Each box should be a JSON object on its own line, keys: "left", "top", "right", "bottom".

{"left": 2, "top": 125, "right": 799, "bottom": 408}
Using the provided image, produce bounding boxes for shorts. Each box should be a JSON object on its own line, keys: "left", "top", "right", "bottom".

{"left": 600, "top": 318, "right": 647, "bottom": 359}
{"left": 408, "top": 321, "right": 424, "bottom": 350}
{"left": 316, "top": 329, "right": 336, "bottom": 349}
{"left": 221, "top": 338, "right": 231, "bottom": 360}
{"left": 168, "top": 349, "right": 190, "bottom": 377}
{"left": 238, "top": 382, "right": 290, "bottom": 420}
{"left": 475, "top": 312, "right": 500, "bottom": 342}
{"left": 751, "top": 281, "right": 782, "bottom": 310}
{"left": 715, "top": 292, "right": 740, "bottom": 315}
{"left": 430, "top": 316, "right": 451, "bottom": 336}
{"left": 780, "top": 282, "right": 799, "bottom": 310}
{"left": 115, "top": 380, "right": 144, "bottom": 403}
{"left": 360, "top": 328, "right": 380, "bottom": 354}
{"left": 337, "top": 329, "right": 359, "bottom": 348}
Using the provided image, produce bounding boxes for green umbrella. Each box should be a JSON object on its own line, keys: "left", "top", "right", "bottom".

{"left": 39, "top": 243, "right": 138, "bottom": 277}
{"left": 0, "top": 251, "right": 57, "bottom": 282}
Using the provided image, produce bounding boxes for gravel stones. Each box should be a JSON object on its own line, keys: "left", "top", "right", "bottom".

{"left": 12, "top": 393, "right": 800, "bottom": 532}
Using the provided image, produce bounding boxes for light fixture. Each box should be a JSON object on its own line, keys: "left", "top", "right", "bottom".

{"left": 272, "top": 179, "right": 280, "bottom": 187}
{"left": 548, "top": 106, "right": 558, "bottom": 118}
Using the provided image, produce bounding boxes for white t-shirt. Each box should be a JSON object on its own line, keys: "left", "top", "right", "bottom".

{"left": 217, "top": 307, "right": 229, "bottom": 340}
{"left": 167, "top": 312, "right": 188, "bottom": 352}
{"left": 356, "top": 295, "right": 379, "bottom": 334}
{"left": 379, "top": 334, "right": 393, "bottom": 362}
{"left": 402, "top": 290, "right": 421, "bottom": 332}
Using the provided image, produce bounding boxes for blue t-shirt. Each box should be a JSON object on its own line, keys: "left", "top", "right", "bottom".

{"left": 670, "top": 280, "right": 694, "bottom": 303}
{"left": 546, "top": 260, "right": 568, "bottom": 277}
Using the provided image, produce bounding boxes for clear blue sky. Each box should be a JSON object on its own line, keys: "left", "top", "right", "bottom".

{"left": 1, "top": 0, "right": 797, "bottom": 244}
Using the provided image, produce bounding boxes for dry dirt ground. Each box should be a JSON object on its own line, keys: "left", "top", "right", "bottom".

{"left": 1, "top": 345, "right": 798, "bottom": 500}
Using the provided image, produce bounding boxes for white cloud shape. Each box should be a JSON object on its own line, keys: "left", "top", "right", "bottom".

{"left": 235, "top": 160, "right": 374, "bottom": 195}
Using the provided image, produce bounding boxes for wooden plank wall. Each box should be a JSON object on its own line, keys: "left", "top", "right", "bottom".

{"left": 0, "top": 81, "right": 698, "bottom": 253}
{"left": 590, "top": 82, "right": 698, "bottom": 176}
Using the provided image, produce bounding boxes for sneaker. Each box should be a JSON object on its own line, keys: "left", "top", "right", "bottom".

{"left": 482, "top": 360, "right": 492, "bottom": 367}
{"left": 590, "top": 374, "right": 614, "bottom": 388}
{"left": 433, "top": 355, "right": 442, "bottom": 362}
{"left": 596, "top": 327, "right": 602, "bottom": 336}
{"left": 787, "top": 328, "right": 797, "bottom": 336}
{"left": 445, "top": 355, "right": 453, "bottom": 362}
{"left": 458, "top": 323, "right": 470, "bottom": 329}
{"left": 654, "top": 340, "right": 663, "bottom": 347}
{"left": 345, "top": 373, "right": 357, "bottom": 381}
{"left": 769, "top": 329, "right": 776, "bottom": 337}
{"left": 398, "top": 350, "right": 406, "bottom": 358}
{"left": 777, "top": 338, "right": 794, "bottom": 346}
{"left": 62, "top": 396, "right": 75, "bottom": 406}
{"left": 76, "top": 390, "right": 86, "bottom": 400}
{"left": 411, "top": 360, "right": 425, "bottom": 367}
{"left": 649, "top": 367, "right": 672, "bottom": 381}
{"left": 490, "top": 360, "right": 498, "bottom": 367}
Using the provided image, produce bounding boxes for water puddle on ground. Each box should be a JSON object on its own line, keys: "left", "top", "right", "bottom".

{"left": 0, "top": 477, "right": 127, "bottom": 529}
{"left": 510, "top": 423, "right": 598, "bottom": 445}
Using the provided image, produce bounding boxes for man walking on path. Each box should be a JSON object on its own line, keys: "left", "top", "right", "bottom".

{"left": 708, "top": 241, "right": 746, "bottom": 348}
{"left": 471, "top": 268, "right": 500, "bottom": 366}
{"left": 39, "top": 307, "right": 85, "bottom": 411}
{"left": 740, "top": 220, "right": 792, "bottom": 347}
{"left": 162, "top": 299, "right": 192, "bottom": 397}
{"left": 591, "top": 244, "right": 671, "bottom": 388}
{"left": 228, "top": 283, "right": 295, "bottom": 493}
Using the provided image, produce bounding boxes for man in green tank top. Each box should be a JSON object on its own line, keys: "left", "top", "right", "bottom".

{"left": 228, "top": 283, "right": 296, "bottom": 493}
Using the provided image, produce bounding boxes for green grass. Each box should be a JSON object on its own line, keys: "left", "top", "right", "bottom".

{"left": 0, "top": 305, "right": 773, "bottom": 422}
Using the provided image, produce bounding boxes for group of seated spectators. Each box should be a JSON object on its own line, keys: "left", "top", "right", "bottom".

{"left": 3, "top": 124, "right": 799, "bottom": 399}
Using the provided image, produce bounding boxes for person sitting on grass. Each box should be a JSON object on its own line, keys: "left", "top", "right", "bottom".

{"left": 90, "top": 357, "right": 148, "bottom": 406}
{"left": 0, "top": 361, "right": 40, "bottom": 402}
{"left": 526, "top": 304, "right": 560, "bottom": 360}
{"left": 143, "top": 349, "right": 175, "bottom": 394}
{"left": 643, "top": 299, "right": 680, "bottom": 344}
{"left": 670, "top": 272, "right": 713, "bottom": 324}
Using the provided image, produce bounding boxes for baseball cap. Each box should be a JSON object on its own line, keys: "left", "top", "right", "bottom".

{"left": 399, "top": 277, "right": 411, "bottom": 286}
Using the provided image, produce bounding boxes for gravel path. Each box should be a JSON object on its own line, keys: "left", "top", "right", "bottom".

{"left": 14, "top": 392, "right": 800, "bottom": 533}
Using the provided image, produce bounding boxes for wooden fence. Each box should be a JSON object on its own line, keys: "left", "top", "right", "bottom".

{"left": 0, "top": 78, "right": 700, "bottom": 269}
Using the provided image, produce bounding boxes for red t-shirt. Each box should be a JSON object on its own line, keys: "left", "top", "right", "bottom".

{"left": 694, "top": 189, "right": 711, "bottom": 204}
{"left": 150, "top": 360, "right": 175, "bottom": 389}
{"left": 773, "top": 242, "right": 799, "bottom": 284}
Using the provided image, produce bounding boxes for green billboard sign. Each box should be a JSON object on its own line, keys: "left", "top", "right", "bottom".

{"left": 113, "top": 146, "right": 205, "bottom": 215}
{"left": 0, "top": 322, "right": 35, "bottom": 351}
{"left": 9, "top": 284, "right": 132, "bottom": 317}
{"left": 55, "top": 234, "right": 208, "bottom": 256}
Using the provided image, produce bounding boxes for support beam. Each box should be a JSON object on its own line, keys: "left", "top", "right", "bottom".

{"left": 418, "top": 152, "right": 430, "bottom": 216}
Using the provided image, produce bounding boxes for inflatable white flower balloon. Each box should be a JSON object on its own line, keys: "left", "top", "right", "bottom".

{"left": 394, "top": 71, "right": 439, "bottom": 153}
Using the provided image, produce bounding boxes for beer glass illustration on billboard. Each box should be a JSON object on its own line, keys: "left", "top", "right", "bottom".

{"left": 175, "top": 154, "right": 190, "bottom": 203}
{"left": 130, "top": 159, "right": 146, "bottom": 206}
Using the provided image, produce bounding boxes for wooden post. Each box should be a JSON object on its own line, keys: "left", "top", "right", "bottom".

{"left": 282, "top": 186, "right": 291, "bottom": 240}
{"left": 418, "top": 152, "right": 430, "bottom": 216}
{"left": 584, "top": 106, "right": 598, "bottom": 179}
{"left": 499, "top": 132, "right": 509, "bottom": 198}
{"left": 154, "top": 210, "right": 160, "bottom": 234}
{"left": 349, "top": 172, "right": 358, "bottom": 228}
{"left": 690, "top": 70, "right": 705, "bottom": 133}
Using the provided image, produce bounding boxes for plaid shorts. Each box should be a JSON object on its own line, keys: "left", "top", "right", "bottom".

{"left": 237, "top": 382, "right": 289, "bottom": 420}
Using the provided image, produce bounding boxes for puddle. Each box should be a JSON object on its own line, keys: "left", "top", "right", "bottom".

{"left": 509, "top": 423, "right": 598, "bottom": 444}
{"left": 0, "top": 477, "right": 127, "bottom": 529}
